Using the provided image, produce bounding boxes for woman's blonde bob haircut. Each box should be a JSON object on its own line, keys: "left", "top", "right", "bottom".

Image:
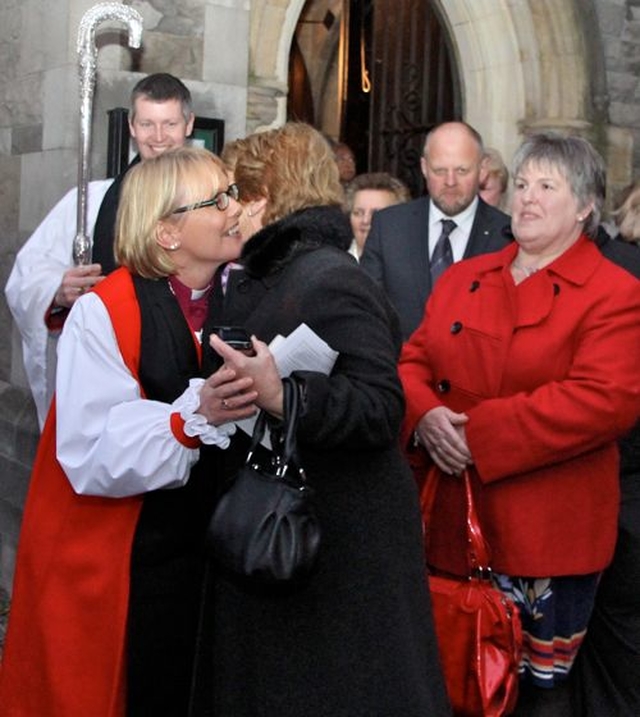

{"left": 115, "top": 146, "right": 228, "bottom": 278}
{"left": 612, "top": 180, "right": 640, "bottom": 243}
{"left": 222, "top": 122, "right": 343, "bottom": 226}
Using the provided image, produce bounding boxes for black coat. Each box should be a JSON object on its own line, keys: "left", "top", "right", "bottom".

{"left": 206, "top": 206, "right": 450, "bottom": 716}
{"left": 91, "top": 156, "right": 140, "bottom": 274}
{"left": 571, "top": 232, "right": 640, "bottom": 715}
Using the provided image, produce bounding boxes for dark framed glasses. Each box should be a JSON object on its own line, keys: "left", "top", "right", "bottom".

{"left": 172, "top": 183, "right": 239, "bottom": 214}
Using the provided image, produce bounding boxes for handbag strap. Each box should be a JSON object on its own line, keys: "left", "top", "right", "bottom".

{"left": 280, "top": 376, "right": 301, "bottom": 473}
{"left": 462, "top": 470, "right": 491, "bottom": 575}
{"left": 245, "top": 376, "right": 304, "bottom": 480}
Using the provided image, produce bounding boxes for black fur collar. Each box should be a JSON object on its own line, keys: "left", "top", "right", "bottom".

{"left": 240, "top": 205, "right": 352, "bottom": 278}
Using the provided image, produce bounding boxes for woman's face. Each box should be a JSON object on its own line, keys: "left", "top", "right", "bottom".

{"left": 335, "top": 144, "right": 356, "bottom": 183}
{"left": 511, "top": 161, "right": 588, "bottom": 257}
{"left": 170, "top": 166, "right": 243, "bottom": 274}
{"left": 350, "top": 189, "right": 398, "bottom": 249}
{"left": 224, "top": 170, "right": 265, "bottom": 244}
{"left": 479, "top": 173, "right": 504, "bottom": 208}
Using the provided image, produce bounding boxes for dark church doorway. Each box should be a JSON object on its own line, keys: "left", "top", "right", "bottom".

{"left": 288, "top": 0, "right": 460, "bottom": 197}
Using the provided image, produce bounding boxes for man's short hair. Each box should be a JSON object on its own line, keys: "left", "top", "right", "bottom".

{"left": 130, "top": 73, "right": 193, "bottom": 123}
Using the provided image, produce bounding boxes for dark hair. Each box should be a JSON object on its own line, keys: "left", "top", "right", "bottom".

{"left": 130, "top": 73, "right": 193, "bottom": 123}
{"left": 512, "top": 132, "right": 606, "bottom": 239}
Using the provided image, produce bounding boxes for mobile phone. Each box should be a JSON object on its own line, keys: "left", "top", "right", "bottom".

{"left": 211, "top": 325, "right": 253, "bottom": 351}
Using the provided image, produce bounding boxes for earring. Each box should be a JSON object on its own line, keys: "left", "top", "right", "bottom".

{"left": 246, "top": 208, "right": 254, "bottom": 218}
{"left": 169, "top": 242, "right": 180, "bottom": 250}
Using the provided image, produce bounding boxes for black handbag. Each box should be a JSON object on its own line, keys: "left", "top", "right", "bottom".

{"left": 206, "top": 376, "right": 321, "bottom": 583}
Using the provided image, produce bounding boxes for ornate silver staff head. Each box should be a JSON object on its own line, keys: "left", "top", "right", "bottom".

{"left": 73, "top": 2, "right": 143, "bottom": 265}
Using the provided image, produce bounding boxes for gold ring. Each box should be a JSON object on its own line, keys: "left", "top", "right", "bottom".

{"left": 221, "top": 399, "right": 230, "bottom": 409}
{"left": 78, "top": 287, "right": 85, "bottom": 294}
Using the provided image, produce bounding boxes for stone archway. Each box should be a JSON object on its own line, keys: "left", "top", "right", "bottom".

{"left": 247, "top": 0, "right": 631, "bottom": 191}
{"left": 245, "top": 0, "right": 307, "bottom": 132}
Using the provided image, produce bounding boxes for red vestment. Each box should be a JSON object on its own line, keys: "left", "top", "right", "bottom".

{"left": 0, "top": 269, "right": 143, "bottom": 716}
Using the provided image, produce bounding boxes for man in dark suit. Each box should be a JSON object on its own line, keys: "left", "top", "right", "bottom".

{"left": 361, "top": 121, "right": 511, "bottom": 338}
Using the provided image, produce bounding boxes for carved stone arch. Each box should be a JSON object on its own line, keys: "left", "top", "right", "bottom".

{"left": 437, "top": 0, "right": 629, "bottom": 190}
{"left": 248, "top": 0, "right": 307, "bottom": 132}
{"left": 248, "top": 0, "right": 630, "bottom": 188}
{"left": 433, "top": 1, "right": 604, "bottom": 155}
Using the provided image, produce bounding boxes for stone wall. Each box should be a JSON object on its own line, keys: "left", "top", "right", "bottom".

{"left": 595, "top": 0, "right": 640, "bottom": 180}
{"left": 0, "top": 381, "right": 38, "bottom": 595}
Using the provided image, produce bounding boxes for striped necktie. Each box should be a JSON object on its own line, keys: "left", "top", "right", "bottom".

{"left": 430, "top": 219, "right": 456, "bottom": 285}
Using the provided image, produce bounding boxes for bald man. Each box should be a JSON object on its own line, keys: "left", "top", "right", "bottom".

{"left": 361, "top": 121, "right": 511, "bottom": 338}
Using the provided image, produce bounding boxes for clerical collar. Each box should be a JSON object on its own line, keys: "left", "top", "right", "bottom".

{"left": 167, "top": 275, "right": 211, "bottom": 332}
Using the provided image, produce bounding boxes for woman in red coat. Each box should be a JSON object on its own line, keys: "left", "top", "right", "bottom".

{"left": 399, "top": 133, "right": 640, "bottom": 714}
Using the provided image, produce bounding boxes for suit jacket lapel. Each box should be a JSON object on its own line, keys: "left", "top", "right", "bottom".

{"left": 465, "top": 199, "right": 492, "bottom": 258}
{"left": 411, "top": 197, "right": 432, "bottom": 307}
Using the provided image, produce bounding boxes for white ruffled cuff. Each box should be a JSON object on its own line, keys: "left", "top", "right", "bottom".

{"left": 172, "top": 378, "right": 237, "bottom": 448}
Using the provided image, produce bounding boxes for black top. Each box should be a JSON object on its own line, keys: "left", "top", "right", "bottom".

{"left": 91, "top": 155, "right": 141, "bottom": 274}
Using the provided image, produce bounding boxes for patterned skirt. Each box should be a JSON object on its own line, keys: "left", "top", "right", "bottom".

{"left": 491, "top": 572, "right": 600, "bottom": 688}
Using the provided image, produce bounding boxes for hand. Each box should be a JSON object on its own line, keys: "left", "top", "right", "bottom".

{"left": 53, "top": 264, "right": 104, "bottom": 308}
{"left": 209, "top": 333, "right": 284, "bottom": 417}
{"left": 196, "top": 365, "right": 258, "bottom": 425}
{"left": 415, "top": 406, "right": 472, "bottom": 476}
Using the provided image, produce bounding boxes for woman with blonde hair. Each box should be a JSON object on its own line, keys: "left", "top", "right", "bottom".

{"left": 206, "top": 122, "right": 450, "bottom": 716}
{"left": 479, "top": 146, "right": 509, "bottom": 209}
{"left": 610, "top": 179, "right": 640, "bottom": 242}
{"left": 0, "top": 146, "right": 256, "bottom": 716}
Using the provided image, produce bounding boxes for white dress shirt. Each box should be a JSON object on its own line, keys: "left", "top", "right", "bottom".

{"left": 428, "top": 196, "right": 479, "bottom": 263}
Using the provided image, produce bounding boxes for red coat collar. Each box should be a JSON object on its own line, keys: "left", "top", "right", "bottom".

{"left": 477, "top": 234, "right": 602, "bottom": 286}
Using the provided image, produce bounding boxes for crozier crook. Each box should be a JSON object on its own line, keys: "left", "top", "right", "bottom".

{"left": 73, "top": 2, "right": 143, "bottom": 265}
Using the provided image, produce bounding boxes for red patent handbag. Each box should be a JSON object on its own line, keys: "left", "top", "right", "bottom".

{"left": 426, "top": 470, "right": 523, "bottom": 717}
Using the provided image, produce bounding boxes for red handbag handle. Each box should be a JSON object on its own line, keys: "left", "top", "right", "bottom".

{"left": 463, "top": 470, "right": 491, "bottom": 575}
{"left": 421, "top": 467, "right": 492, "bottom": 576}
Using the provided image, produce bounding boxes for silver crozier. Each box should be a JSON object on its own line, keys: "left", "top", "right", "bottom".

{"left": 73, "top": 2, "right": 143, "bottom": 265}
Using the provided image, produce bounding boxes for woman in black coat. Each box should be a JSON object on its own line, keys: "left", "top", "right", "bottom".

{"left": 571, "top": 187, "right": 640, "bottom": 716}
{"left": 202, "top": 123, "right": 450, "bottom": 716}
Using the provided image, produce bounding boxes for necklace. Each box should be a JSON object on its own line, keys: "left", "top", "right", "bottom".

{"left": 512, "top": 260, "right": 540, "bottom": 277}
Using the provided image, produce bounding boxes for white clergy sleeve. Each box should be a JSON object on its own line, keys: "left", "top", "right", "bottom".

{"left": 4, "top": 179, "right": 113, "bottom": 428}
{"left": 56, "top": 292, "right": 202, "bottom": 498}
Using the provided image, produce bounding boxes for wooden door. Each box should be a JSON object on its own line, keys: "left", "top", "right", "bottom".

{"left": 343, "top": 0, "right": 459, "bottom": 197}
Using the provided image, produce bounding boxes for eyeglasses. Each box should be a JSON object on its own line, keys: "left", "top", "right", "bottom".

{"left": 172, "top": 183, "right": 240, "bottom": 214}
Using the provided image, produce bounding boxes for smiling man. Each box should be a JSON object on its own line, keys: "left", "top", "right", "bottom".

{"left": 5, "top": 73, "right": 195, "bottom": 427}
{"left": 361, "top": 121, "right": 512, "bottom": 339}
{"left": 91, "top": 74, "right": 195, "bottom": 274}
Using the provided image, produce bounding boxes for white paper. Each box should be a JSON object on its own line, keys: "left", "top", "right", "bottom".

{"left": 235, "top": 323, "right": 338, "bottom": 443}
{"left": 270, "top": 322, "right": 338, "bottom": 377}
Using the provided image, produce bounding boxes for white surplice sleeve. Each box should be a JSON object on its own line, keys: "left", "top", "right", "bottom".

{"left": 4, "top": 179, "right": 113, "bottom": 429}
{"left": 56, "top": 292, "right": 209, "bottom": 498}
